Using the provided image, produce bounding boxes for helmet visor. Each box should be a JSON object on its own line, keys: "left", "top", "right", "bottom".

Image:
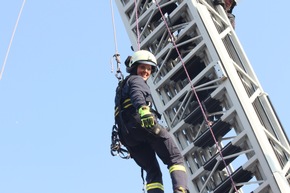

{"left": 136, "top": 60, "right": 156, "bottom": 67}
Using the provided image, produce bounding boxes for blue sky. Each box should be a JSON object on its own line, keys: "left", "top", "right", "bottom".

{"left": 0, "top": 1, "right": 289, "bottom": 193}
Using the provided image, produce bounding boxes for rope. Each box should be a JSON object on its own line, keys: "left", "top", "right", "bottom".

{"left": 110, "top": 0, "right": 123, "bottom": 81}
{"left": 0, "top": 0, "right": 26, "bottom": 80}
{"left": 154, "top": 1, "right": 239, "bottom": 192}
{"left": 134, "top": 0, "right": 141, "bottom": 50}
{"left": 110, "top": 0, "right": 119, "bottom": 55}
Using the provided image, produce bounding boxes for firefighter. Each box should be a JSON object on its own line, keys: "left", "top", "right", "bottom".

{"left": 114, "top": 50, "right": 189, "bottom": 193}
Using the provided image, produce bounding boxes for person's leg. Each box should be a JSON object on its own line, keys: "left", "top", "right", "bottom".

{"left": 129, "top": 143, "right": 164, "bottom": 193}
{"left": 149, "top": 125, "right": 188, "bottom": 192}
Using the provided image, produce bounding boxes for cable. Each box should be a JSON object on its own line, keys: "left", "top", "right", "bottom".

{"left": 110, "top": 0, "right": 119, "bottom": 55}
{"left": 134, "top": 0, "right": 141, "bottom": 50}
{"left": 110, "top": 0, "right": 123, "bottom": 81}
{"left": 0, "top": 0, "right": 26, "bottom": 80}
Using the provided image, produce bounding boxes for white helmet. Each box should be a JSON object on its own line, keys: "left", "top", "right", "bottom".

{"left": 126, "top": 50, "right": 157, "bottom": 73}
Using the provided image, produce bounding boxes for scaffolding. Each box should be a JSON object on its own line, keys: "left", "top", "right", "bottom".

{"left": 114, "top": 0, "right": 290, "bottom": 192}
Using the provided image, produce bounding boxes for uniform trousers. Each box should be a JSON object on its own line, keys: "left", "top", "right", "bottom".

{"left": 119, "top": 116, "right": 188, "bottom": 193}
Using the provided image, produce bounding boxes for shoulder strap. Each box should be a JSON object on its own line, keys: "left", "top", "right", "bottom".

{"left": 115, "top": 75, "right": 130, "bottom": 110}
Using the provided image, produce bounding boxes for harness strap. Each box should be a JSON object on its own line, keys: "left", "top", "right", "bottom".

{"left": 110, "top": 125, "right": 130, "bottom": 159}
{"left": 110, "top": 76, "right": 131, "bottom": 159}
{"left": 114, "top": 98, "right": 133, "bottom": 117}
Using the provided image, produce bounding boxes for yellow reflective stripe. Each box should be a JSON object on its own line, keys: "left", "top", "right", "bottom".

{"left": 123, "top": 98, "right": 131, "bottom": 104}
{"left": 122, "top": 98, "right": 132, "bottom": 108}
{"left": 123, "top": 103, "right": 132, "bottom": 108}
{"left": 114, "top": 107, "right": 119, "bottom": 117}
{"left": 169, "top": 164, "right": 186, "bottom": 173}
{"left": 146, "top": 182, "right": 164, "bottom": 191}
{"left": 114, "top": 98, "right": 132, "bottom": 117}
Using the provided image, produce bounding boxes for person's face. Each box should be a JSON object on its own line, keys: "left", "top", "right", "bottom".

{"left": 137, "top": 63, "right": 152, "bottom": 81}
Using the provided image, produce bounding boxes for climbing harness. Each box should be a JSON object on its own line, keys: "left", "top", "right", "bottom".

{"left": 109, "top": 0, "right": 131, "bottom": 155}
{"left": 110, "top": 75, "right": 131, "bottom": 160}
{"left": 110, "top": 76, "right": 130, "bottom": 159}
{"left": 110, "top": 124, "right": 130, "bottom": 159}
{"left": 109, "top": 55, "right": 128, "bottom": 159}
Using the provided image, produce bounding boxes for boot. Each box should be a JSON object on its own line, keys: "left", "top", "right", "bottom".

{"left": 174, "top": 187, "right": 189, "bottom": 193}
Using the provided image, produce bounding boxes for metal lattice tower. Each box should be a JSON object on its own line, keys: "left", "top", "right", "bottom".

{"left": 114, "top": 0, "right": 290, "bottom": 192}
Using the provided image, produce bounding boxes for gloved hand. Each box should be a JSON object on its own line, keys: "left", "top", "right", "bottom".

{"left": 138, "top": 106, "right": 155, "bottom": 128}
